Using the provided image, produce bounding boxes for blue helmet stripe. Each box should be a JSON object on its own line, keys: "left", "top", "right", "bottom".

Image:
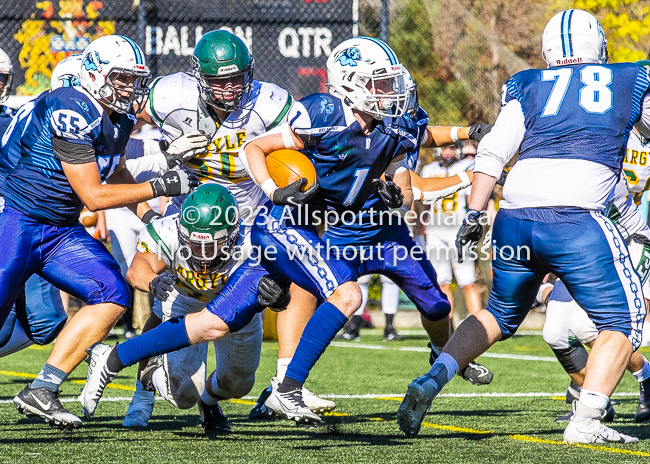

{"left": 567, "top": 9, "right": 574, "bottom": 56}
{"left": 361, "top": 36, "right": 398, "bottom": 65}
{"left": 561, "top": 10, "right": 573, "bottom": 58}
{"left": 560, "top": 11, "right": 566, "bottom": 58}
{"left": 118, "top": 35, "right": 143, "bottom": 65}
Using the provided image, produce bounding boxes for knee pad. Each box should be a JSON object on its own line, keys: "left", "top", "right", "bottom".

{"left": 551, "top": 339, "right": 589, "bottom": 374}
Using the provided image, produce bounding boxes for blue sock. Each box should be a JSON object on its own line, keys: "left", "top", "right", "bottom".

{"left": 115, "top": 316, "right": 191, "bottom": 368}
{"left": 283, "top": 302, "right": 348, "bottom": 387}
{"left": 31, "top": 363, "right": 68, "bottom": 392}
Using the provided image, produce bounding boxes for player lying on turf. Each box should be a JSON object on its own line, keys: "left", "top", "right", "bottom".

{"left": 119, "top": 29, "right": 307, "bottom": 426}
{"left": 117, "top": 184, "right": 286, "bottom": 436}
{"left": 398, "top": 9, "right": 650, "bottom": 444}
{"left": 248, "top": 70, "right": 493, "bottom": 421}
{"left": 6, "top": 35, "right": 198, "bottom": 430}
{"left": 240, "top": 37, "right": 492, "bottom": 426}
{"left": 78, "top": 185, "right": 291, "bottom": 423}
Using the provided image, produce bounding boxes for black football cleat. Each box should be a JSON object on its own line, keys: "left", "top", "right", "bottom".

{"left": 198, "top": 400, "right": 231, "bottom": 437}
{"left": 14, "top": 385, "right": 82, "bottom": 431}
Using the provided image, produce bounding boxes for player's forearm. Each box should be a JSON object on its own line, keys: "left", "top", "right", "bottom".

{"left": 422, "top": 126, "right": 470, "bottom": 148}
{"left": 411, "top": 172, "right": 473, "bottom": 191}
{"left": 84, "top": 183, "right": 154, "bottom": 212}
{"left": 467, "top": 172, "right": 497, "bottom": 211}
{"left": 126, "top": 258, "right": 159, "bottom": 293}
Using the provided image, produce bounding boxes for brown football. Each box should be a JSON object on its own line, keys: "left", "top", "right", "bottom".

{"left": 267, "top": 149, "right": 317, "bottom": 192}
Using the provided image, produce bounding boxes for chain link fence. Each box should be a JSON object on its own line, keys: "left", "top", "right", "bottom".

{"left": 0, "top": 0, "right": 357, "bottom": 99}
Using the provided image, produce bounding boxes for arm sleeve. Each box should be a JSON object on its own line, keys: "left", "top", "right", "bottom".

{"left": 473, "top": 99, "right": 525, "bottom": 178}
{"left": 126, "top": 153, "right": 168, "bottom": 182}
{"left": 51, "top": 137, "right": 96, "bottom": 164}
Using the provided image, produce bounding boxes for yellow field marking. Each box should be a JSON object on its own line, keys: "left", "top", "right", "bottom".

{"left": 422, "top": 422, "right": 492, "bottom": 434}
{"left": 27, "top": 345, "right": 50, "bottom": 351}
{"left": 227, "top": 399, "right": 256, "bottom": 406}
{"left": 510, "top": 434, "right": 650, "bottom": 457}
{"left": 376, "top": 397, "right": 403, "bottom": 401}
{"left": 549, "top": 396, "right": 566, "bottom": 401}
{"left": 324, "top": 411, "right": 351, "bottom": 417}
{"left": 0, "top": 369, "right": 135, "bottom": 392}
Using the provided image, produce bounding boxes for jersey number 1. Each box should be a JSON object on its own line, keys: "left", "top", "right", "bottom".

{"left": 541, "top": 66, "right": 613, "bottom": 117}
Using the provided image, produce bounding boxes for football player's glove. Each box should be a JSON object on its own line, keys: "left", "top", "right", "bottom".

{"left": 468, "top": 124, "right": 493, "bottom": 143}
{"left": 257, "top": 276, "right": 291, "bottom": 311}
{"left": 271, "top": 178, "right": 319, "bottom": 206}
{"left": 373, "top": 174, "right": 403, "bottom": 208}
{"left": 161, "top": 131, "right": 210, "bottom": 168}
{"left": 150, "top": 170, "right": 199, "bottom": 198}
{"left": 141, "top": 210, "right": 161, "bottom": 225}
{"left": 149, "top": 274, "right": 177, "bottom": 302}
{"left": 455, "top": 210, "right": 485, "bottom": 263}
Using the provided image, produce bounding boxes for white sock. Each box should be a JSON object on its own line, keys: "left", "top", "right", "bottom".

{"left": 632, "top": 358, "right": 650, "bottom": 382}
{"left": 428, "top": 353, "right": 459, "bottom": 384}
{"left": 578, "top": 389, "right": 609, "bottom": 411}
{"left": 277, "top": 358, "right": 291, "bottom": 381}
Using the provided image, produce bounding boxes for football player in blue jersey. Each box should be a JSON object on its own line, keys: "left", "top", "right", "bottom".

{"left": 398, "top": 9, "right": 650, "bottom": 444}
{"left": 240, "top": 37, "right": 491, "bottom": 425}
{"left": 5, "top": 35, "right": 197, "bottom": 430}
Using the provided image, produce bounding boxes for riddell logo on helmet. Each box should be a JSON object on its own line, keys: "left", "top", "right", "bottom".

{"left": 218, "top": 65, "right": 239, "bottom": 75}
{"left": 191, "top": 232, "right": 213, "bottom": 240}
{"left": 556, "top": 57, "right": 583, "bottom": 65}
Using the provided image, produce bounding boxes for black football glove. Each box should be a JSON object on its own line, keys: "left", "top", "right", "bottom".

{"left": 373, "top": 174, "right": 403, "bottom": 208}
{"left": 257, "top": 275, "right": 291, "bottom": 311}
{"left": 150, "top": 170, "right": 199, "bottom": 197}
{"left": 149, "top": 274, "right": 177, "bottom": 302}
{"left": 455, "top": 210, "right": 485, "bottom": 263}
{"left": 468, "top": 124, "right": 493, "bottom": 143}
{"left": 161, "top": 130, "right": 210, "bottom": 168}
{"left": 271, "top": 177, "right": 319, "bottom": 206}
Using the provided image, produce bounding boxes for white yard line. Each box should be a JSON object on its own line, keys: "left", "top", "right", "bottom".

{"left": 330, "top": 341, "right": 558, "bottom": 362}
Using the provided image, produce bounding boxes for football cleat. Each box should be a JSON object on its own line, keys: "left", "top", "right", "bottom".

{"left": 555, "top": 400, "right": 615, "bottom": 423}
{"left": 302, "top": 387, "right": 336, "bottom": 413}
{"left": 397, "top": 368, "right": 444, "bottom": 438}
{"left": 458, "top": 362, "right": 493, "bottom": 385}
{"left": 264, "top": 378, "right": 321, "bottom": 426}
{"left": 140, "top": 356, "right": 163, "bottom": 392}
{"left": 334, "top": 329, "right": 360, "bottom": 342}
{"left": 248, "top": 385, "right": 277, "bottom": 420}
{"left": 635, "top": 377, "right": 650, "bottom": 422}
{"left": 383, "top": 326, "right": 404, "bottom": 342}
{"left": 198, "top": 400, "right": 231, "bottom": 437}
{"left": 79, "top": 343, "right": 118, "bottom": 419}
{"left": 564, "top": 402, "right": 637, "bottom": 444}
{"left": 14, "top": 385, "right": 82, "bottom": 431}
{"left": 428, "top": 343, "right": 493, "bottom": 385}
{"left": 122, "top": 388, "right": 156, "bottom": 427}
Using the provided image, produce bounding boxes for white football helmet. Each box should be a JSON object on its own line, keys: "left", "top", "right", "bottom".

{"left": 79, "top": 35, "right": 151, "bottom": 113}
{"left": 404, "top": 69, "right": 419, "bottom": 119}
{"left": 51, "top": 54, "right": 82, "bottom": 90}
{"left": 326, "top": 36, "right": 408, "bottom": 120}
{"left": 0, "top": 47, "right": 14, "bottom": 103}
{"left": 542, "top": 9, "right": 608, "bottom": 68}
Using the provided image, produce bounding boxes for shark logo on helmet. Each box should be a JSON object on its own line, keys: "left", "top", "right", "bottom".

{"left": 82, "top": 51, "right": 109, "bottom": 73}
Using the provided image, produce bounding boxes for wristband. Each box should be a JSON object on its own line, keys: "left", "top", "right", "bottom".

{"left": 411, "top": 185, "right": 422, "bottom": 202}
{"left": 450, "top": 126, "right": 461, "bottom": 142}
{"left": 141, "top": 209, "right": 161, "bottom": 225}
{"left": 457, "top": 171, "right": 471, "bottom": 187}
{"left": 261, "top": 178, "right": 279, "bottom": 199}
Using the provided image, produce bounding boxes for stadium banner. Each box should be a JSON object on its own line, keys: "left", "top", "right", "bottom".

{"left": 1, "top": 0, "right": 356, "bottom": 99}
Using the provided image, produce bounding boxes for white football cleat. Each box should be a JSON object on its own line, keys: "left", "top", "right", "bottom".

{"left": 302, "top": 387, "right": 336, "bottom": 413}
{"left": 122, "top": 385, "right": 155, "bottom": 427}
{"left": 79, "top": 343, "right": 118, "bottom": 419}
{"left": 563, "top": 401, "right": 638, "bottom": 444}
{"left": 264, "top": 377, "right": 321, "bottom": 426}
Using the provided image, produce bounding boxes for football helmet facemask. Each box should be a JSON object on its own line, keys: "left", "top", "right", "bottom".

{"left": 192, "top": 30, "right": 254, "bottom": 112}
{"left": 0, "top": 47, "right": 14, "bottom": 103}
{"left": 326, "top": 37, "right": 408, "bottom": 120}
{"left": 79, "top": 35, "right": 151, "bottom": 113}
{"left": 178, "top": 184, "right": 240, "bottom": 275}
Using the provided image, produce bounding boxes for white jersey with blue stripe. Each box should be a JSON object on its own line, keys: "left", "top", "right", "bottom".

{"left": 623, "top": 128, "right": 650, "bottom": 195}
{"left": 475, "top": 63, "right": 650, "bottom": 210}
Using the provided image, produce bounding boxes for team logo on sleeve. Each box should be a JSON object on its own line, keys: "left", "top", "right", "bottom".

{"left": 320, "top": 97, "right": 335, "bottom": 121}
{"left": 336, "top": 47, "right": 363, "bottom": 66}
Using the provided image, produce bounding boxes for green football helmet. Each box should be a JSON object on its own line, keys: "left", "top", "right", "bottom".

{"left": 178, "top": 184, "right": 240, "bottom": 274}
{"left": 191, "top": 30, "right": 254, "bottom": 112}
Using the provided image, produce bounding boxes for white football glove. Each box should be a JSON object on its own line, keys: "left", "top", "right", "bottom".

{"left": 162, "top": 130, "right": 210, "bottom": 168}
